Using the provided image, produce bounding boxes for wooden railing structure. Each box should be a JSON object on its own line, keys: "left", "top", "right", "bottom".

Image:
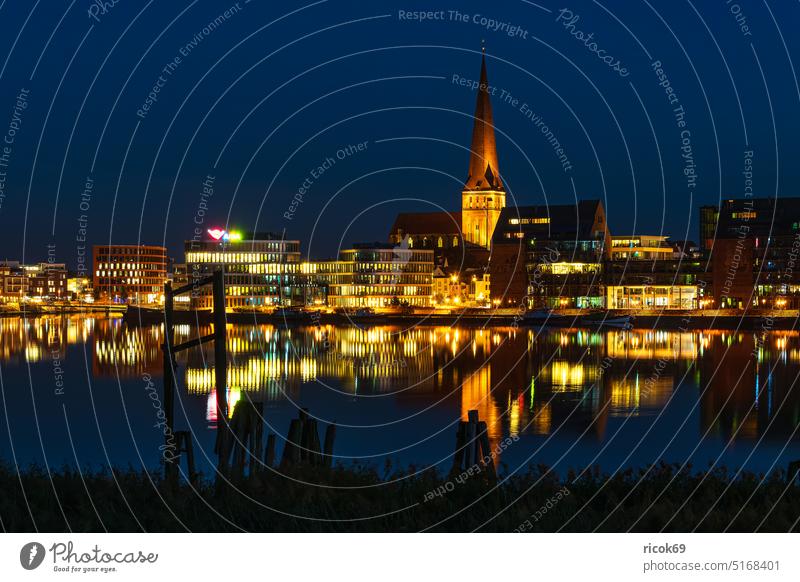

{"left": 162, "top": 269, "right": 229, "bottom": 484}
{"left": 160, "top": 272, "right": 338, "bottom": 486}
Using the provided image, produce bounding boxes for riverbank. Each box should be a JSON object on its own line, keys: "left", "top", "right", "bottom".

{"left": 2, "top": 463, "right": 797, "bottom": 532}
{"left": 2, "top": 305, "right": 798, "bottom": 331}
{"left": 0, "top": 304, "right": 126, "bottom": 318}
{"left": 122, "top": 306, "right": 799, "bottom": 331}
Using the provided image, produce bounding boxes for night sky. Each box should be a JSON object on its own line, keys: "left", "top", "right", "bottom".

{"left": 0, "top": 0, "right": 797, "bottom": 267}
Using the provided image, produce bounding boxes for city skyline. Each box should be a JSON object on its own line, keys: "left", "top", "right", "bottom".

{"left": 1, "top": 1, "right": 798, "bottom": 267}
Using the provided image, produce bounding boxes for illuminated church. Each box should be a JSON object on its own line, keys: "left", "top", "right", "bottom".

{"left": 389, "top": 50, "right": 505, "bottom": 265}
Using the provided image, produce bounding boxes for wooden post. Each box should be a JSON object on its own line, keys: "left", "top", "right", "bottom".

{"left": 466, "top": 409, "right": 479, "bottom": 467}
{"left": 265, "top": 434, "right": 276, "bottom": 469}
{"left": 323, "top": 423, "right": 336, "bottom": 468}
{"left": 252, "top": 403, "right": 263, "bottom": 475}
{"left": 476, "top": 420, "right": 496, "bottom": 481}
{"left": 183, "top": 432, "right": 197, "bottom": 485}
{"left": 300, "top": 412, "right": 312, "bottom": 462}
{"left": 162, "top": 281, "right": 177, "bottom": 483}
{"left": 212, "top": 269, "right": 229, "bottom": 475}
{"left": 451, "top": 421, "right": 467, "bottom": 474}
{"left": 308, "top": 419, "right": 322, "bottom": 466}
{"left": 281, "top": 419, "right": 303, "bottom": 468}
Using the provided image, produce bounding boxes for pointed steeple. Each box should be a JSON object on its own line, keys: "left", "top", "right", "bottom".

{"left": 464, "top": 46, "right": 503, "bottom": 191}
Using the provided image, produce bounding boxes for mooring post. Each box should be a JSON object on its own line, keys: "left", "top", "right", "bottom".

{"left": 213, "top": 269, "right": 230, "bottom": 475}
{"left": 451, "top": 421, "right": 467, "bottom": 475}
{"left": 162, "top": 281, "right": 177, "bottom": 484}
{"left": 323, "top": 423, "right": 336, "bottom": 468}
{"left": 466, "top": 409, "right": 479, "bottom": 467}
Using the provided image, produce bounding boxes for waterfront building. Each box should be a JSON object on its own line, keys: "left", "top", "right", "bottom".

{"left": 609, "top": 235, "right": 674, "bottom": 261}
{"left": 0, "top": 261, "right": 67, "bottom": 302}
{"left": 26, "top": 263, "right": 68, "bottom": 301}
{"left": 431, "top": 265, "right": 468, "bottom": 306}
{"left": 604, "top": 237, "right": 701, "bottom": 310}
{"left": 699, "top": 205, "right": 719, "bottom": 254}
{"left": 314, "top": 243, "right": 434, "bottom": 309}
{"left": 92, "top": 245, "right": 168, "bottom": 304}
{"left": 604, "top": 235, "right": 701, "bottom": 310}
{"left": 178, "top": 230, "right": 303, "bottom": 309}
{"left": 489, "top": 200, "right": 610, "bottom": 308}
{"left": 432, "top": 266, "right": 450, "bottom": 303}
{"left": 67, "top": 277, "right": 93, "bottom": 302}
{"left": 707, "top": 197, "right": 800, "bottom": 308}
{"left": 469, "top": 272, "right": 491, "bottom": 306}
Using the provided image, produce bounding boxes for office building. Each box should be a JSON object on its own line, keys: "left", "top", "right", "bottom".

{"left": 92, "top": 245, "right": 168, "bottom": 304}
{"left": 178, "top": 230, "right": 302, "bottom": 309}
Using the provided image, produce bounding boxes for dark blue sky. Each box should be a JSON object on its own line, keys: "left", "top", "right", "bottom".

{"left": 0, "top": 0, "right": 797, "bottom": 266}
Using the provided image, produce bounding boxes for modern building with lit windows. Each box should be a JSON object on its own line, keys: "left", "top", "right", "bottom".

{"left": 604, "top": 235, "right": 702, "bottom": 310}
{"left": 705, "top": 197, "right": 800, "bottom": 309}
{"left": 92, "top": 245, "right": 168, "bottom": 304}
{"left": 0, "top": 261, "right": 68, "bottom": 302}
{"left": 489, "top": 200, "right": 610, "bottom": 308}
{"left": 609, "top": 235, "right": 674, "bottom": 261}
{"left": 313, "top": 243, "right": 434, "bottom": 309}
{"left": 178, "top": 230, "right": 303, "bottom": 309}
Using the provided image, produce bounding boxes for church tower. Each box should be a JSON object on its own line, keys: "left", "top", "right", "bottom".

{"left": 462, "top": 48, "right": 505, "bottom": 249}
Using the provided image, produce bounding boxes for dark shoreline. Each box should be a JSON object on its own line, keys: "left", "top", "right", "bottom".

{"left": 3, "top": 462, "right": 798, "bottom": 532}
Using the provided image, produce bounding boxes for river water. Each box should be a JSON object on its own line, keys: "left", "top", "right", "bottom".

{"left": 1, "top": 315, "right": 799, "bottom": 477}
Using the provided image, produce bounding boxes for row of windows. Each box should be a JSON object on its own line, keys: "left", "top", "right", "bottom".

{"left": 508, "top": 217, "right": 550, "bottom": 225}
{"left": 328, "top": 285, "right": 432, "bottom": 296}
{"left": 95, "top": 262, "right": 165, "bottom": 271}
{"left": 405, "top": 236, "right": 460, "bottom": 248}
{"left": 186, "top": 252, "right": 299, "bottom": 264}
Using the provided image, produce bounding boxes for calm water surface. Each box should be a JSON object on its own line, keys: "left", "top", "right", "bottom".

{"left": 1, "top": 315, "right": 799, "bottom": 476}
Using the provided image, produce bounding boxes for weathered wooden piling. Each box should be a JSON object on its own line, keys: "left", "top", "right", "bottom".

{"left": 225, "top": 399, "right": 264, "bottom": 479}
{"left": 264, "top": 434, "right": 276, "bottom": 468}
{"left": 281, "top": 419, "right": 304, "bottom": 467}
{"left": 450, "top": 421, "right": 467, "bottom": 475}
{"left": 174, "top": 430, "right": 197, "bottom": 484}
{"left": 323, "top": 423, "right": 337, "bottom": 468}
{"left": 280, "top": 410, "right": 336, "bottom": 469}
{"left": 451, "top": 409, "right": 497, "bottom": 481}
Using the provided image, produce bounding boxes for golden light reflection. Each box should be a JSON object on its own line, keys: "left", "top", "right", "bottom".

{"left": 5, "top": 316, "right": 800, "bottom": 443}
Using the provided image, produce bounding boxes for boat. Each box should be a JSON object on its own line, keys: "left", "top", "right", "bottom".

{"left": 523, "top": 308, "right": 566, "bottom": 325}
{"left": 579, "top": 312, "right": 634, "bottom": 329}
{"left": 123, "top": 305, "right": 214, "bottom": 326}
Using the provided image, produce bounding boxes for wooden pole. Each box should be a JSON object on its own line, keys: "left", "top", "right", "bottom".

{"left": 183, "top": 432, "right": 196, "bottom": 485}
{"left": 252, "top": 403, "right": 263, "bottom": 475}
{"left": 265, "top": 434, "right": 276, "bottom": 469}
{"left": 308, "top": 419, "right": 321, "bottom": 466}
{"left": 212, "top": 269, "right": 229, "bottom": 475}
{"left": 451, "top": 421, "right": 467, "bottom": 474}
{"left": 476, "top": 420, "right": 496, "bottom": 481}
{"left": 323, "top": 423, "right": 336, "bottom": 468}
{"left": 162, "top": 281, "right": 177, "bottom": 483}
{"left": 281, "top": 419, "right": 303, "bottom": 468}
{"left": 466, "top": 409, "right": 479, "bottom": 467}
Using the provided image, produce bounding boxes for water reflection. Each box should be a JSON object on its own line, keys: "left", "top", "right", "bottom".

{"left": 2, "top": 316, "right": 799, "bottom": 446}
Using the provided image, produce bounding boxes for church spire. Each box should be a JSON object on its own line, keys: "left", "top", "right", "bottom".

{"left": 464, "top": 48, "right": 503, "bottom": 192}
